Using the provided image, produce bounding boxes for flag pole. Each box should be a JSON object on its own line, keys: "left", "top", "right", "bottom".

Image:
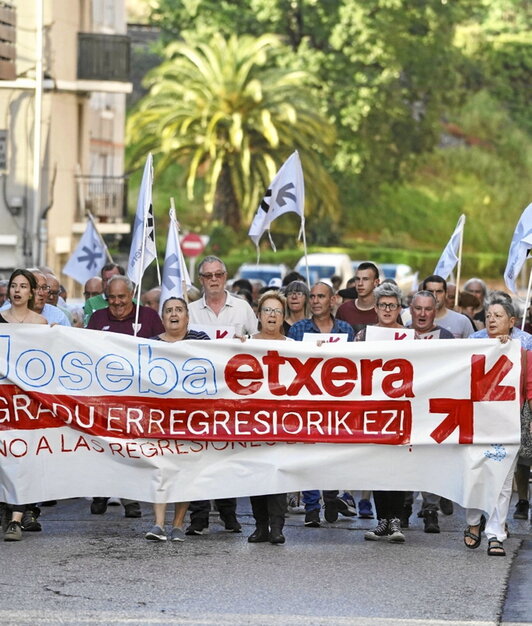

{"left": 87, "top": 210, "right": 113, "bottom": 263}
{"left": 521, "top": 261, "right": 532, "bottom": 330}
{"left": 454, "top": 215, "right": 465, "bottom": 308}
{"left": 300, "top": 217, "right": 310, "bottom": 288}
{"left": 133, "top": 199, "right": 150, "bottom": 337}
{"left": 170, "top": 198, "right": 188, "bottom": 303}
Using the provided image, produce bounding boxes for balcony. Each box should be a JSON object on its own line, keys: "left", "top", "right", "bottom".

{"left": 76, "top": 175, "right": 128, "bottom": 222}
{"left": 77, "top": 33, "right": 130, "bottom": 82}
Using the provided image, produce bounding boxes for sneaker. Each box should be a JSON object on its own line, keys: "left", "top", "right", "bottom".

{"left": 304, "top": 509, "right": 321, "bottom": 528}
{"left": 145, "top": 525, "right": 167, "bottom": 541}
{"left": 90, "top": 497, "right": 108, "bottom": 515}
{"left": 358, "top": 498, "right": 374, "bottom": 519}
{"left": 513, "top": 499, "right": 529, "bottom": 520}
{"left": 222, "top": 514, "right": 242, "bottom": 533}
{"left": 324, "top": 500, "right": 339, "bottom": 523}
{"left": 388, "top": 518, "right": 405, "bottom": 543}
{"left": 336, "top": 494, "right": 357, "bottom": 517}
{"left": 124, "top": 502, "right": 142, "bottom": 518}
{"left": 364, "top": 519, "right": 389, "bottom": 541}
{"left": 439, "top": 497, "right": 454, "bottom": 516}
{"left": 287, "top": 493, "right": 305, "bottom": 514}
{"left": 185, "top": 520, "right": 208, "bottom": 535}
{"left": 423, "top": 509, "right": 440, "bottom": 533}
{"left": 4, "top": 520, "right": 22, "bottom": 541}
{"left": 170, "top": 526, "right": 186, "bottom": 542}
{"left": 338, "top": 492, "right": 357, "bottom": 516}
{"left": 21, "top": 509, "right": 42, "bottom": 532}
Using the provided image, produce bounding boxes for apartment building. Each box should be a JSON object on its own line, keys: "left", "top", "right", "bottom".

{"left": 0, "top": 0, "right": 131, "bottom": 293}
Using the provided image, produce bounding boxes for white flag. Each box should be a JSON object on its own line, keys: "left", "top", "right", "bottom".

{"left": 504, "top": 202, "right": 532, "bottom": 294}
{"left": 159, "top": 208, "right": 192, "bottom": 313}
{"left": 248, "top": 151, "right": 304, "bottom": 249}
{"left": 63, "top": 220, "right": 107, "bottom": 285}
{"left": 434, "top": 214, "right": 466, "bottom": 280}
{"left": 127, "top": 154, "right": 157, "bottom": 285}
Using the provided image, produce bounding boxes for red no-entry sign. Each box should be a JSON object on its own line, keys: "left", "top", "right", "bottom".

{"left": 181, "top": 233, "right": 205, "bottom": 258}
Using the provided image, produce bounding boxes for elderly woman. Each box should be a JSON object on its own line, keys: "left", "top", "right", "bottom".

{"left": 1, "top": 269, "right": 47, "bottom": 541}
{"left": 464, "top": 296, "right": 532, "bottom": 556}
{"left": 283, "top": 280, "right": 310, "bottom": 334}
{"left": 248, "top": 291, "right": 291, "bottom": 544}
{"left": 355, "top": 283, "right": 407, "bottom": 543}
{"left": 144, "top": 297, "right": 209, "bottom": 543}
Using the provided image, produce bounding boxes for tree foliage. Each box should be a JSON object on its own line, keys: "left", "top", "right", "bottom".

{"left": 127, "top": 32, "right": 338, "bottom": 231}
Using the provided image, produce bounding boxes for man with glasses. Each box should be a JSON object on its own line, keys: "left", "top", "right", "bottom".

{"left": 185, "top": 255, "right": 257, "bottom": 536}
{"left": 188, "top": 255, "right": 258, "bottom": 337}
{"left": 26, "top": 268, "right": 71, "bottom": 326}
{"left": 83, "top": 276, "right": 103, "bottom": 301}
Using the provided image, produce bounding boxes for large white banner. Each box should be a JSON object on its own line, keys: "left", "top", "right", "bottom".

{"left": 0, "top": 326, "right": 521, "bottom": 512}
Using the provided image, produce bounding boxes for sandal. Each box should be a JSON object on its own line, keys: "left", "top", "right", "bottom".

{"left": 463, "top": 514, "right": 486, "bottom": 550}
{"left": 487, "top": 538, "right": 506, "bottom": 556}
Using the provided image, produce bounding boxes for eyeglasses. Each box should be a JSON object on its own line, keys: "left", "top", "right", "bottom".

{"left": 377, "top": 302, "right": 399, "bottom": 311}
{"left": 36, "top": 285, "right": 50, "bottom": 292}
{"left": 83, "top": 291, "right": 100, "bottom": 298}
{"left": 200, "top": 271, "right": 226, "bottom": 280}
{"left": 48, "top": 290, "right": 60, "bottom": 296}
{"left": 261, "top": 306, "right": 283, "bottom": 316}
{"left": 287, "top": 290, "right": 305, "bottom": 296}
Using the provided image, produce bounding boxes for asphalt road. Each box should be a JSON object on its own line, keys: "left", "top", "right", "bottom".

{"left": 1, "top": 496, "right": 531, "bottom": 626}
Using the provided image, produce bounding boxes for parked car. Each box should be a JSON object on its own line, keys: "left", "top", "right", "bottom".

{"left": 233, "top": 263, "right": 289, "bottom": 285}
{"left": 295, "top": 253, "right": 352, "bottom": 288}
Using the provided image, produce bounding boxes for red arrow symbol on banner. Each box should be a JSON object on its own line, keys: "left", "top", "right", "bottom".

{"left": 470, "top": 354, "right": 515, "bottom": 401}
{"left": 429, "top": 398, "right": 474, "bottom": 444}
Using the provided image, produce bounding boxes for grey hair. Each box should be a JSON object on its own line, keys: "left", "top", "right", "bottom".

{"left": 0, "top": 279, "right": 8, "bottom": 288}
{"left": 411, "top": 290, "right": 436, "bottom": 306}
{"left": 374, "top": 282, "right": 402, "bottom": 305}
{"left": 312, "top": 281, "right": 334, "bottom": 296}
{"left": 488, "top": 296, "right": 516, "bottom": 319}
{"left": 198, "top": 255, "right": 227, "bottom": 274}
{"left": 464, "top": 277, "right": 488, "bottom": 304}
{"left": 106, "top": 274, "right": 134, "bottom": 294}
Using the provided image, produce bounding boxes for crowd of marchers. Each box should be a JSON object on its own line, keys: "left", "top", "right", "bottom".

{"left": 1, "top": 258, "right": 531, "bottom": 557}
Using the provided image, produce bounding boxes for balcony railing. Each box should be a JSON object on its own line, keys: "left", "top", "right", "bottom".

{"left": 77, "top": 33, "right": 130, "bottom": 82}
{"left": 76, "top": 175, "right": 128, "bottom": 222}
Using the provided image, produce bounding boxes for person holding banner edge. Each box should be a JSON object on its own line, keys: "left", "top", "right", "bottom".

{"left": 1, "top": 269, "right": 47, "bottom": 541}
{"left": 464, "top": 296, "right": 532, "bottom": 555}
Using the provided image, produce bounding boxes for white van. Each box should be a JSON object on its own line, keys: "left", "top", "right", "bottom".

{"left": 295, "top": 253, "right": 353, "bottom": 288}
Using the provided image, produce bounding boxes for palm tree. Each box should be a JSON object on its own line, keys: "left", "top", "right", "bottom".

{"left": 127, "top": 33, "right": 338, "bottom": 232}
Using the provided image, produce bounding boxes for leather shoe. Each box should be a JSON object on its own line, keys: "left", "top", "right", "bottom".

{"left": 90, "top": 498, "right": 108, "bottom": 515}
{"left": 124, "top": 502, "right": 142, "bottom": 518}
{"left": 248, "top": 527, "right": 269, "bottom": 543}
{"left": 269, "top": 528, "right": 285, "bottom": 544}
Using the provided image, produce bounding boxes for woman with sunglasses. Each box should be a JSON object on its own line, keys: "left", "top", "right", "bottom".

{"left": 1, "top": 269, "right": 47, "bottom": 541}
{"left": 247, "top": 291, "right": 292, "bottom": 544}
